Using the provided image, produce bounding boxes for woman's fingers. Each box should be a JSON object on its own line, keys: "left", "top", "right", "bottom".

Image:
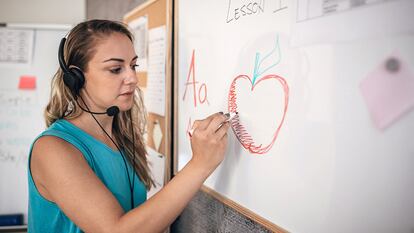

{"left": 189, "top": 112, "right": 231, "bottom": 173}
{"left": 215, "top": 121, "right": 230, "bottom": 140}
{"left": 190, "top": 112, "right": 223, "bottom": 136}
{"left": 206, "top": 113, "right": 228, "bottom": 134}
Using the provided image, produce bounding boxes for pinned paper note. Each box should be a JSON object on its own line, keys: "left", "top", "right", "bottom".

{"left": 128, "top": 16, "right": 148, "bottom": 72}
{"left": 18, "top": 75, "right": 36, "bottom": 90}
{"left": 360, "top": 53, "right": 414, "bottom": 130}
{"left": 145, "top": 26, "right": 166, "bottom": 116}
{"left": 0, "top": 28, "right": 34, "bottom": 65}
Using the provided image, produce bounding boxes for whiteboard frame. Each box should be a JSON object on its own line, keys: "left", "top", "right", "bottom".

{"left": 4, "top": 23, "right": 72, "bottom": 30}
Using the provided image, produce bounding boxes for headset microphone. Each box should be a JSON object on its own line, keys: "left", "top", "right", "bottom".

{"left": 76, "top": 95, "right": 119, "bottom": 117}
{"left": 106, "top": 106, "right": 120, "bottom": 116}
{"left": 76, "top": 102, "right": 120, "bottom": 116}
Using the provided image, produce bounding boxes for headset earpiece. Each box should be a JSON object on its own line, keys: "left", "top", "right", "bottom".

{"left": 67, "top": 67, "right": 85, "bottom": 95}
{"left": 58, "top": 38, "right": 85, "bottom": 96}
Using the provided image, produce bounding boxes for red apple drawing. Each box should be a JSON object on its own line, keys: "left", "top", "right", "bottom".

{"left": 228, "top": 74, "right": 289, "bottom": 154}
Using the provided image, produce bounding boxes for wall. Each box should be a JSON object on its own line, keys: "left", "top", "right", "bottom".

{"left": 87, "top": 0, "right": 147, "bottom": 21}
{"left": 0, "top": 0, "right": 85, "bottom": 24}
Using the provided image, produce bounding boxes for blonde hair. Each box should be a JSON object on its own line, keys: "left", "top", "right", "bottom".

{"left": 45, "top": 19, "right": 154, "bottom": 190}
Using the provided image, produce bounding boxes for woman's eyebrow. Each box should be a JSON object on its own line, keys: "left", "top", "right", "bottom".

{"left": 103, "top": 58, "right": 124, "bottom": 63}
{"left": 103, "top": 55, "right": 138, "bottom": 63}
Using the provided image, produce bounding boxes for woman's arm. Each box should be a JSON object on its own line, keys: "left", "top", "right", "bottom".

{"left": 31, "top": 113, "right": 229, "bottom": 233}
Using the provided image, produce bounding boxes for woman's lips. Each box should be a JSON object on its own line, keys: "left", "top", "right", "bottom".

{"left": 120, "top": 91, "right": 134, "bottom": 96}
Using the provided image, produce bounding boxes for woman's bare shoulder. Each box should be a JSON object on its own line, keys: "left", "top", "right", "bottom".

{"left": 32, "top": 135, "right": 83, "bottom": 162}
{"left": 30, "top": 135, "right": 91, "bottom": 197}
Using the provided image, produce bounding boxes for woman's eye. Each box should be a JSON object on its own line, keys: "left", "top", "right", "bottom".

{"left": 110, "top": 67, "right": 122, "bottom": 74}
{"left": 131, "top": 64, "right": 139, "bottom": 71}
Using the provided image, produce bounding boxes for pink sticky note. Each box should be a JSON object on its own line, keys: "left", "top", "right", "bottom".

{"left": 360, "top": 53, "right": 414, "bottom": 130}
{"left": 18, "top": 75, "right": 36, "bottom": 90}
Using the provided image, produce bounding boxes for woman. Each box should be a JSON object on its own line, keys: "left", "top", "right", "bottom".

{"left": 28, "top": 19, "right": 230, "bottom": 233}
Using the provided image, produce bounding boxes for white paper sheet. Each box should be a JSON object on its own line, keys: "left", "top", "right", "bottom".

{"left": 0, "top": 28, "right": 34, "bottom": 65}
{"left": 145, "top": 26, "right": 166, "bottom": 116}
{"left": 146, "top": 146, "right": 165, "bottom": 198}
{"left": 292, "top": 0, "right": 414, "bottom": 46}
{"left": 128, "top": 16, "right": 148, "bottom": 72}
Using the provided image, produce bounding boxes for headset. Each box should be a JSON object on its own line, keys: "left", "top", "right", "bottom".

{"left": 58, "top": 38, "right": 84, "bottom": 97}
{"left": 58, "top": 37, "right": 136, "bottom": 208}
{"left": 58, "top": 38, "right": 119, "bottom": 116}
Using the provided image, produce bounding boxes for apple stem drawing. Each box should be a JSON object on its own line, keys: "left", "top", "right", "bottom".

{"left": 252, "top": 35, "right": 281, "bottom": 86}
{"left": 228, "top": 34, "right": 289, "bottom": 154}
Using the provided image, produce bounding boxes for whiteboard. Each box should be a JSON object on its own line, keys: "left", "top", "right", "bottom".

{"left": 176, "top": 0, "right": 414, "bottom": 232}
{"left": 0, "top": 25, "right": 69, "bottom": 224}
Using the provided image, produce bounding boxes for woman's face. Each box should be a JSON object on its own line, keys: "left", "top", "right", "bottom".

{"left": 82, "top": 32, "right": 138, "bottom": 112}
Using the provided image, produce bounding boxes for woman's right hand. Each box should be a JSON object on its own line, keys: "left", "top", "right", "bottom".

{"left": 188, "top": 112, "right": 231, "bottom": 175}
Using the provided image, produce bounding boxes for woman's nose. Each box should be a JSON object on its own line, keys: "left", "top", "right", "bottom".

{"left": 124, "top": 68, "right": 138, "bottom": 85}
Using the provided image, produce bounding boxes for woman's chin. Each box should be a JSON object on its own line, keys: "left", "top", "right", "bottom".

{"left": 117, "top": 102, "right": 134, "bottom": 112}
{"left": 116, "top": 95, "right": 135, "bottom": 111}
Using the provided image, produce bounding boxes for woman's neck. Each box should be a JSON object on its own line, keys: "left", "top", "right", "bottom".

{"left": 68, "top": 111, "right": 118, "bottom": 150}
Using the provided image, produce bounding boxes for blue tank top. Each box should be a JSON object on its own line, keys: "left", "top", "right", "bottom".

{"left": 27, "top": 119, "right": 147, "bottom": 233}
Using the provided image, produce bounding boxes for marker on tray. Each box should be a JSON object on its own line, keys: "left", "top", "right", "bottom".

{"left": 188, "top": 112, "right": 238, "bottom": 137}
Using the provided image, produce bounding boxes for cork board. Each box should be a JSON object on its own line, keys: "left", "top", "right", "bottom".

{"left": 124, "top": 0, "right": 172, "bottom": 183}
